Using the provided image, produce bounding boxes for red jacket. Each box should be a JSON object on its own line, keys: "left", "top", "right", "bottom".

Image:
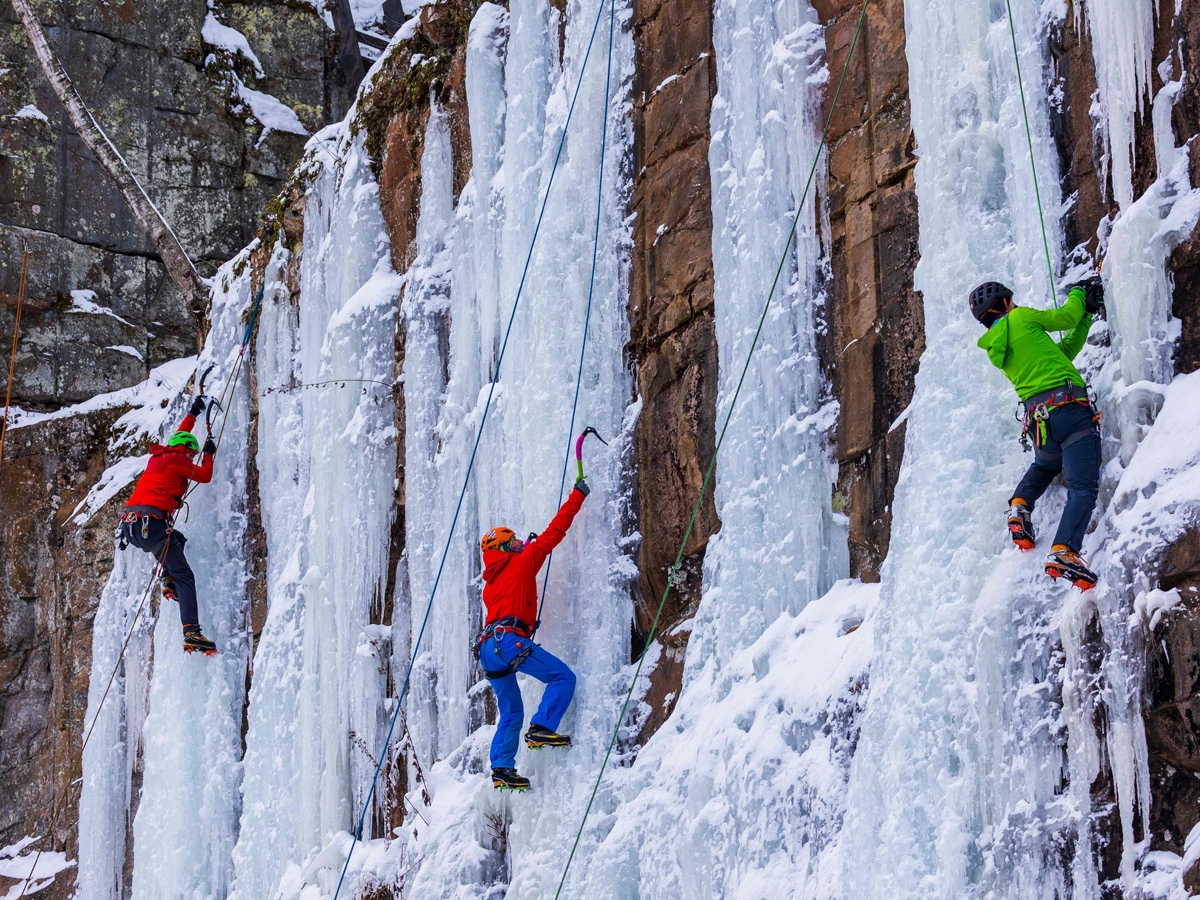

{"left": 482, "top": 489, "right": 585, "bottom": 628}
{"left": 126, "top": 414, "right": 214, "bottom": 514}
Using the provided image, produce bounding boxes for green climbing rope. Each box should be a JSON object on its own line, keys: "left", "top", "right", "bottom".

{"left": 552, "top": 0, "right": 872, "bottom": 894}
{"left": 1005, "top": 0, "right": 1059, "bottom": 307}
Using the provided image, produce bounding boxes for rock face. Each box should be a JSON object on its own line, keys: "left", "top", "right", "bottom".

{"left": 625, "top": 0, "right": 718, "bottom": 732}
{"left": 1173, "top": 0, "right": 1200, "bottom": 377}
{"left": 0, "top": 0, "right": 345, "bottom": 407}
{"left": 0, "top": 0, "right": 346, "bottom": 884}
{"left": 0, "top": 410, "right": 124, "bottom": 895}
{"left": 818, "top": 0, "right": 922, "bottom": 582}
{"left": 1146, "top": 530, "right": 1200, "bottom": 861}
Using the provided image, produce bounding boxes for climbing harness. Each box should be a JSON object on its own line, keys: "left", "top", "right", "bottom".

{"left": 1018, "top": 380, "right": 1100, "bottom": 452}
{"left": 1004, "top": 0, "right": 1059, "bottom": 308}
{"left": 553, "top": 0, "right": 871, "bottom": 894}
{"left": 18, "top": 282, "right": 264, "bottom": 897}
{"left": 471, "top": 617, "right": 537, "bottom": 678}
{"left": 0, "top": 245, "right": 30, "bottom": 480}
{"left": 330, "top": 0, "right": 616, "bottom": 895}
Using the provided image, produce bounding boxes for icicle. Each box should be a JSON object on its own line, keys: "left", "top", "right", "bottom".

{"left": 1080, "top": 0, "right": 1159, "bottom": 210}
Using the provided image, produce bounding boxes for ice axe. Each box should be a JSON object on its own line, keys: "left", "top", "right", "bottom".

{"left": 574, "top": 427, "right": 608, "bottom": 480}
{"left": 196, "top": 362, "right": 222, "bottom": 436}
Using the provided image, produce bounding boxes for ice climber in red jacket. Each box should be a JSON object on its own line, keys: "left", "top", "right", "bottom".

{"left": 477, "top": 478, "right": 590, "bottom": 791}
{"left": 120, "top": 396, "right": 218, "bottom": 655}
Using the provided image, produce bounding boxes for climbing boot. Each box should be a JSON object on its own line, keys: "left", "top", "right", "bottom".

{"left": 1007, "top": 501, "right": 1035, "bottom": 551}
{"left": 161, "top": 575, "right": 178, "bottom": 603}
{"left": 492, "top": 767, "right": 531, "bottom": 791}
{"left": 1045, "top": 545, "right": 1097, "bottom": 590}
{"left": 183, "top": 625, "right": 218, "bottom": 656}
{"left": 525, "top": 724, "right": 571, "bottom": 749}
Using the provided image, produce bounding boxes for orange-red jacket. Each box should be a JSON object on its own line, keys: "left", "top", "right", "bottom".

{"left": 125, "top": 414, "right": 214, "bottom": 514}
{"left": 482, "top": 489, "right": 585, "bottom": 627}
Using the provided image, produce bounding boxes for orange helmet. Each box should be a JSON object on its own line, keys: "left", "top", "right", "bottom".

{"left": 481, "top": 527, "right": 515, "bottom": 553}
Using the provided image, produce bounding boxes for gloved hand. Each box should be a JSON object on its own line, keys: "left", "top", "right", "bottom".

{"left": 202, "top": 437, "right": 217, "bottom": 455}
{"left": 189, "top": 396, "right": 207, "bottom": 417}
{"left": 574, "top": 477, "right": 591, "bottom": 498}
{"left": 1069, "top": 276, "right": 1104, "bottom": 315}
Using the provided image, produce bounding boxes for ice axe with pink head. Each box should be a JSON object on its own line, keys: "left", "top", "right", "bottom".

{"left": 575, "top": 427, "right": 608, "bottom": 480}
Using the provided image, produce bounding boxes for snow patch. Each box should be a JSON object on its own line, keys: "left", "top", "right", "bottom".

{"left": 106, "top": 344, "right": 144, "bottom": 361}
{"left": 231, "top": 75, "right": 309, "bottom": 147}
{"left": 70, "top": 455, "right": 150, "bottom": 526}
{"left": 68, "top": 290, "right": 134, "bottom": 327}
{"left": 0, "top": 838, "right": 76, "bottom": 899}
{"left": 203, "top": 11, "right": 265, "bottom": 77}
{"left": 12, "top": 104, "right": 49, "bottom": 123}
{"left": 6, "top": 356, "right": 196, "bottom": 440}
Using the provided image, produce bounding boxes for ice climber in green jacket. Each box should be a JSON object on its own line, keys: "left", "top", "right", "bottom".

{"left": 970, "top": 277, "right": 1105, "bottom": 589}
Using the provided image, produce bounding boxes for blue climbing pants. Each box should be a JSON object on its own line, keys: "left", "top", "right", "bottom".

{"left": 1012, "top": 401, "right": 1101, "bottom": 552}
{"left": 481, "top": 632, "right": 576, "bottom": 770}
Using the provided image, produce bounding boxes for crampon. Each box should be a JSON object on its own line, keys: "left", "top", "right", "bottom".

{"left": 1045, "top": 546, "right": 1097, "bottom": 590}
{"left": 1007, "top": 503, "right": 1035, "bottom": 551}
{"left": 525, "top": 724, "right": 571, "bottom": 749}
{"left": 492, "top": 767, "right": 531, "bottom": 791}
{"left": 183, "top": 626, "right": 218, "bottom": 656}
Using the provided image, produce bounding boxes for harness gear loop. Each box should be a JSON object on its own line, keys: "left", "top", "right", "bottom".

{"left": 1018, "top": 380, "right": 1100, "bottom": 452}
{"left": 472, "top": 617, "right": 537, "bottom": 678}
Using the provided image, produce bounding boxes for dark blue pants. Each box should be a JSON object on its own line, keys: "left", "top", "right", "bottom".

{"left": 1012, "top": 402, "right": 1101, "bottom": 552}
{"left": 123, "top": 517, "right": 199, "bottom": 628}
{"left": 481, "top": 632, "right": 576, "bottom": 769}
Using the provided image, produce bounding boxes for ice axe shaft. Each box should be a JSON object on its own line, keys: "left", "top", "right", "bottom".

{"left": 574, "top": 427, "right": 608, "bottom": 480}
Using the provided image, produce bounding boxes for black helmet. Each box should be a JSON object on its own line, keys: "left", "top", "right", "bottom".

{"left": 968, "top": 281, "right": 1013, "bottom": 326}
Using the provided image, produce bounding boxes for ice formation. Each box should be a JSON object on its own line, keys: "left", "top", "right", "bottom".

{"left": 61, "top": 0, "right": 1200, "bottom": 896}
{"left": 840, "top": 0, "right": 1084, "bottom": 895}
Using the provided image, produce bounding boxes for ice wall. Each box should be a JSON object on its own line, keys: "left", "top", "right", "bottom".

{"left": 232, "top": 129, "right": 403, "bottom": 898}
{"left": 1062, "top": 3, "right": 1200, "bottom": 887}
{"left": 693, "top": 0, "right": 841, "bottom": 679}
{"left": 563, "top": 1, "right": 858, "bottom": 895}
{"left": 123, "top": 261, "right": 256, "bottom": 900}
{"left": 394, "top": 0, "right": 638, "bottom": 894}
{"left": 841, "top": 0, "right": 1084, "bottom": 896}
{"left": 76, "top": 539, "right": 156, "bottom": 899}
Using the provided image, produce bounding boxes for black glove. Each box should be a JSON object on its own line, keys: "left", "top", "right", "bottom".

{"left": 574, "top": 477, "right": 591, "bottom": 498}
{"left": 189, "top": 396, "right": 207, "bottom": 417}
{"left": 202, "top": 437, "right": 217, "bottom": 455}
{"left": 1069, "top": 276, "right": 1104, "bottom": 315}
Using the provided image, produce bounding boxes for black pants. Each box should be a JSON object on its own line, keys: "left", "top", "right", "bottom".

{"left": 1012, "top": 402, "right": 1101, "bottom": 553}
{"left": 123, "top": 517, "right": 199, "bottom": 628}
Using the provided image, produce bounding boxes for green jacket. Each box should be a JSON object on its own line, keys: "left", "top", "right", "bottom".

{"left": 977, "top": 287, "right": 1093, "bottom": 402}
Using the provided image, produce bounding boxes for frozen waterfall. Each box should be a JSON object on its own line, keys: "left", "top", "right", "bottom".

{"left": 840, "top": 0, "right": 1082, "bottom": 897}
{"left": 67, "top": 0, "right": 1200, "bottom": 896}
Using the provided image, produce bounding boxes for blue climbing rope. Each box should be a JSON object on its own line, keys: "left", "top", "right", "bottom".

{"left": 331, "top": 1, "right": 616, "bottom": 895}
{"left": 536, "top": 0, "right": 616, "bottom": 632}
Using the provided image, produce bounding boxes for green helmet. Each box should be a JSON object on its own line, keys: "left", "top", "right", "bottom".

{"left": 167, "top": 430, "right": 199, "bottom": 452}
